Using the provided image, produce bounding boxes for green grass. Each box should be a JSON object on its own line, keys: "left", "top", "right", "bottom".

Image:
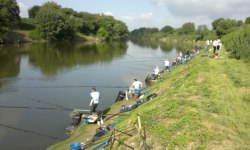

{"left": 48, "top": 48, "right": 250, "bottom": 149}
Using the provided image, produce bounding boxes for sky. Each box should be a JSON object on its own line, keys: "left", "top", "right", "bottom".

{"left": 17, "top": 0, "right": 250, "bottom": 31}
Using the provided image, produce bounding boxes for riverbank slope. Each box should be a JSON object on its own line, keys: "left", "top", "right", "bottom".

{"left": 48, "top": 49, "right": 250, "bottom": 149}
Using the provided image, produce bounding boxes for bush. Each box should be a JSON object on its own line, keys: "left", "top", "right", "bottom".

{"left": 222, "top": 25, "right": 250, "bottom": 59}
{"left": 29, "top": 29, "right": 43, "bottom": 40}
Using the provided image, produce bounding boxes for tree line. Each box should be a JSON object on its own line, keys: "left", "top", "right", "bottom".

{"left": 129, "top": 17, "right": 250, "bottom": 60}
{"left": 1, "top": 0, "right": 249, "bottom": 59}
{"left": 0, "top": 0, "right": 129, "bottom": 42}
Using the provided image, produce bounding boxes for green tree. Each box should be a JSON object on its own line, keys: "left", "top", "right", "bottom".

{"left": 78, "top": 12, "right": 99, "bottom": 35}
{"left": 112, "top": 20, "right": 128, "bottom": 40}
{"left": 196, "top": 24, "right": 209, "bottom": 39}
{"left": 97, "top": 27, "right": 109, "bottom": 41}
{"left": 36, "top": 2, "right": 74, "bottom": 41}
{"left": 97, "top": 15, "right": 128, "bottom": 41}
{"left": 216, "top": 19, "right": 238, "bottom": 37}
{"left": 245, "top": 16, "right": 250, "bottom": 24}
{"left": 28, "top": 5, "right": 40, "bottom": 18}
{"left": 179, "top": 22, "right": 195, "bottom": 34}
{"left": 0, "top": 0, "right": 20, "bottom": 33}
{"left": 61, "top": 8, "right": 76, "bottom": 16}
{"left": 237, "top": 20, "right": 243, "bottom": 26}
{"left": 161, "top": 25, "right": 174, "bottom": 34}
{"left": 212, "top": 18, "right": 224, "bottom": 30}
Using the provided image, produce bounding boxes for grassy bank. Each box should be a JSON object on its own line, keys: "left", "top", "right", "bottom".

{"left": 48, "top": 49, "right": 250, "bottom": 149}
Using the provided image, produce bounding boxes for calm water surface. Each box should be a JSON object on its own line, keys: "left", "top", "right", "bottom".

{"left": 0, "top": 40, "right": 186, "bottom": 150}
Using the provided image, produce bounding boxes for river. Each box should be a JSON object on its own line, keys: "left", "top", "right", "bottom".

{"left": 0, "top": 40, "right": 190, "bottom": 150}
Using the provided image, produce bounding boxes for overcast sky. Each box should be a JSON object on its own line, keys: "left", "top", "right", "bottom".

{"left": 17, "top": 0, "right": 250, "bottom": 31}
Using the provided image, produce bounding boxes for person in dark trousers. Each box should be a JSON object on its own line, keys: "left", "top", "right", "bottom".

{"left": 89, "top": 87, "right": 100, "bottom": 114}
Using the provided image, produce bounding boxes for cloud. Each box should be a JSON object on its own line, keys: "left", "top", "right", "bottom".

{"left": 17, "top": 1, "right": 28, "bottom": 18}
{"left": 122, "top": 12, "right": 154, "bottom": 22}
{"left": 122, "top": 12, "right": 155, "bottom": 30}
{"left": 150, "top": 0, "right": 250, "bottom": 20}
{"left": 104, "top": 11, "right": 113, "bottom": 16}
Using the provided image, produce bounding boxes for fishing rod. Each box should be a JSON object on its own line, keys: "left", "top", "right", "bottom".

{"left": 7, "top": 85, "right": 128, "bottom": 89}
{"left": 0, "top": 105, "right": 72, "bottom": 111}
{"left": 0, "top": 77, "right": 54, "bottom": 81}
{"left": 12, "top": 94, "right": 74, "bottom": 110}
{"left": 0, "top": 122, "right": 63, "bottom": 141}
{"left": 139, "top": 48, "right": 166, "bottom": 62}
{"left": 114, "top": 62, "right": 156, "bottom": 67}
{"left": 114, "top": 63, "right": 152, "bottom": 72}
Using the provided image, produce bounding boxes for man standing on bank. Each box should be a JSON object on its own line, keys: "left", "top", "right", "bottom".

{"left": 89, "top": 87, "right": 100, "bottom": 114}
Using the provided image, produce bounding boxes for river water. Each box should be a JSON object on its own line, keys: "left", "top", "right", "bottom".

{"left": 0, "top": 40, "right": 190, "bottom": 149}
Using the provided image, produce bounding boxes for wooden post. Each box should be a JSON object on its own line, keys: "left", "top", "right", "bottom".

{"left": 138, "top": 116, "right": 141, "bottom": 130}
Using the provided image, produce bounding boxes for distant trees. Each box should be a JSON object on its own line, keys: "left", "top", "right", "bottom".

{"left": 36, "top": 2, "right": 73, "bottom": 41}
{"left": 245, "top": 16, "right": 250, "bottom": 24}
{"left": 212, "top": 18, "right": 224, "bottom": 30}
{"left": 212, "top": 18, "right": 246, "bottom": 37}
{"left": 196, "top": 25, "right": 209, "bottom": 38}
{"left": 216, "top": 19, "right": 238, "bottom": 37}
{"left": 161, "top": 25, "right": 174, "bottom": 34}
{"left": 31, "top": 2, "right": 128, "bottom": 41}
{"left": 97, "top": 15, "right": 128, "bottom": 41}
{"left": 28, "top": 5, "right": 40, "bottom": 18}
{"left": 179, "top": 22, "right": 195, "bottom": 34}
{"left": 129, "top": 27, "right": 160, "bottom": 40}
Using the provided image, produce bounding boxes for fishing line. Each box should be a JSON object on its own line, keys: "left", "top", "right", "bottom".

{"left": 6, "top": 85, "right": 128, "bottom": 89}
{"left": 12, "top": 94, "right": 74, "bottom": 110}
{"left": 114, "top": 62, "right": 156, "bottom": 68}
{"left": 0, "top": 105, "right": 72, "bottom": 111}
{"left": 0, "top": 77, "right": 57, "bottom": 81}
{"left": 113, "top": 63, "right": 153, "bottom": 72}
{"left": 0, "top": 122, "right": 63, "bottom": 141}
{"left": 111, "top": 59, "right": 162, "bottom": 64}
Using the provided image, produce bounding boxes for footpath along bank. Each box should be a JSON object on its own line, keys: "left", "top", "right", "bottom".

{"left": 48, "top": 48, "right": 250, "bottom": 149}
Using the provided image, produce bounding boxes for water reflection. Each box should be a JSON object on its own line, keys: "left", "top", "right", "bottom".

{"left": 27, "top": 42, "right": 128, "bottom": 76}
{"left": 130, "top": 38, "right": 159, "bottom": 49}
{"left": 130, "top": 38, "right": 198, "bottom": 53}
{"left": 0, "top": 46, "right": 20, "bottom": 88}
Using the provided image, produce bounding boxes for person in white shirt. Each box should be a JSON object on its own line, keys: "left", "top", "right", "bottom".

{"left": 164, "top": 59, "right": 170, "bottom": 71}
{"left": 154, "top": 66, "right": 160, "bottom": 75}
{"left": 180, "top": 52, "right": 183, "bottom": 57}
{"left": 212, "top": 40, "right": 218, "bottom": 54}
{"left": 89, "top": 87, "right": 100, "bottom": 114}
{"left": 131, "top": 79, "right": 142, "bottom": 95}
{"left": 205, "top": 40, "right": 210, "bottom": 51}
{"left": 218, "top": 41, "right": 222, "bottom": 57}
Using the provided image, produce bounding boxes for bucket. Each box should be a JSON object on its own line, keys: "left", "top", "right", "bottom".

{"left": 70, "top": 142, "right": 81, "bottom": 150}
{"left": 213, "top": 54, "right": 218, "bottom": 58}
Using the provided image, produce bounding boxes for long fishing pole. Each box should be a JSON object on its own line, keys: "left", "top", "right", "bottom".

{"left": 12, "top": 94, "right": 74, "bottom": 110}
{"left": 114, "top": 63, "right": 152, "bottom": 72}
{"left": 0, "top": 122, "right": 63, "bottom": 141}
{"left": 0, "top": 105, "right": 72, "bottom": 111}
{"left": 6, "top": 85, "right": 128, "bottom": 89}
